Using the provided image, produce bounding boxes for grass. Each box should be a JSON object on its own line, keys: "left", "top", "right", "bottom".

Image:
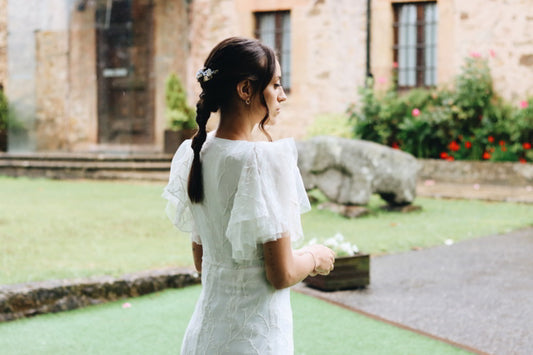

{"left": 1, "top": 176, "right": 531, "bottom": 284}
{"left": 302, "top": 194, "right": 533, "bottom": 254}
{"left": 0, "top": 285, "right": 471, "bottom": 355}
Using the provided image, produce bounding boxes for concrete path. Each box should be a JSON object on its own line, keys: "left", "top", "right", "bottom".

{"left": 295, "top": 227, "right": 533, "bottom": 355}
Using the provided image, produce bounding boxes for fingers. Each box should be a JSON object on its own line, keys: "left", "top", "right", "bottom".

{"left": 306, "top": 244, "right": 336, "bottom": 276}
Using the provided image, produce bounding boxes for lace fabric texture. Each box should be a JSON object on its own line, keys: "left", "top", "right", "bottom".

{"left": 162, "top": 133, "right": 310, "bottom": 355}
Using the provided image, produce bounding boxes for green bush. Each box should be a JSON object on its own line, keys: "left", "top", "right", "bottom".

{"left": 165, "top": 73, "right": 196, "bottom": 130}
{"left": 349, "top": 56, "right": 533, "bottom": 162}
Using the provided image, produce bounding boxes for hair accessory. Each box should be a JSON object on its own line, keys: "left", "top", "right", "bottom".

{"left": 196, "top": 67, "right": 219, "bottom": 82}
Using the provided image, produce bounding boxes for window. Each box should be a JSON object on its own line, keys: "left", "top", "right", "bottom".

{"left": 254, "top": 11, "right": 291, "bottom": 91}
{"left": 393, "top": 2, "right": 438, "bottom": 88}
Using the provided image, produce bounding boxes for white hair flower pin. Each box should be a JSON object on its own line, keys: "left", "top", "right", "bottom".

{"left": 196, "top": 67, "right": 219, "bottom": 82}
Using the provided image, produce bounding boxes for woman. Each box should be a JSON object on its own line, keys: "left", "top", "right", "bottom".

{"left": 163, "top": 37, "right": 335, "bottom": 355}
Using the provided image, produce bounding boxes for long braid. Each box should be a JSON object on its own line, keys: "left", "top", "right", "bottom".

{"left": 187, "top": 97, "right": 211, "bottom": 203}
{"left": 186, "top": 37, "right": 277, "bottom": 203}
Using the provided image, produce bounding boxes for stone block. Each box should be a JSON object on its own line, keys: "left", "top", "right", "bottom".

{"left": 297, "top": 136, "right": 420, "bottom": 206}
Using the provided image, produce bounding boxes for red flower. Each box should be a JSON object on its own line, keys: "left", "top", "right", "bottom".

{"left": 519, "top": 158, "right": 527, "bottom": 164}
{"left": 448, "top": 141, "right": 460, "bottom": 152}
{"left": 490, "top": 147, "right": 495, "bottom": 153}
{"left": 523, "top": 142, "right": 532, "bottom": 150}
{"left": 470, "top": 51, "right": 482, "bottom": 58}
{"left": 393, "top": 62, "right": 398, "bottom": 69}
{"left": 499, "top": 140, "right": 505, "bottom": 146}
{"left": 440, "top": 152, "right": 448, "bottom": 159}
{"left": 446, "top": 156, "right": 455, "bottom": 161}
{"left": 412, "top": 108, "right": 420, "bottom": 117}
{"left": 465, "top": 141, "right": 472, "bottom": 149}
{"left": 391, "top": 142, "right": 400, "bottom": 149}
{"left": 482, "top": 152, "right": 491, "bottom": 160}
{"left": 501, "top": 146, "right": 507, "bottom": 152}
{"left": 520, "top": 100, "right": 528, "bottom": 109}
{"left": 488, "top": 136, "right": 494, "bottom": 143}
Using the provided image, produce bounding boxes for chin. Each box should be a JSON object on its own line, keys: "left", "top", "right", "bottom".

{"left": 267, "top": 114, "right": 281, "bottom": 126}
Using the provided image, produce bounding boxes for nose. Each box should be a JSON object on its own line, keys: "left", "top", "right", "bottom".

{"left": 278, "top": 87, "right": 287, "bottom": 102}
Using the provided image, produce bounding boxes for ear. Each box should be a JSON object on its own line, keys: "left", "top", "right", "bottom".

{"left": 236, "top": 79, "right": 251, "bottom": 102}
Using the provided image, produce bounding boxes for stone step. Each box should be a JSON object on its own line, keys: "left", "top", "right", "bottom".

{"left": 0, "top": 153, "right": 174, "bottom": 181}
{"left": 0, "top": 152, "right": 173, "bottom": 162}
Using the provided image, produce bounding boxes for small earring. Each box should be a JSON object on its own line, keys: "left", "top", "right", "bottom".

{"left": 245, "top": 99, "right": 250, "bottom": 105}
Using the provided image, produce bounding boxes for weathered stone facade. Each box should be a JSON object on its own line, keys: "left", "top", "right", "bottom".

{"left": 372, "top": 0, "right": 533, "bottom": 102}
{"left": 187, "top": 0, "right": 367, "bottom": 140}
{"left": 2, "top": 0, "right": 532, "bottom": 151}
{"left": 0, "top": 0, "right": 6, "bottom": 87}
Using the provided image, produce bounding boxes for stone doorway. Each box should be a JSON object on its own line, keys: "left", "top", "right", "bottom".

{"left": 95, "top": 0, "right": 154, "bottom": 145}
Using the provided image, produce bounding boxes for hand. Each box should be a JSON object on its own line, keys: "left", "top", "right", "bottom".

{"left": 305, "top": 244, "right": 335, "bottom": 276}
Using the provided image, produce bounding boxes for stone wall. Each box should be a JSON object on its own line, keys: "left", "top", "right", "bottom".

{"left": 0, "top": 0, "right": 7, "bottom": 87}
{"left": 419, "top": 159, "right": 533, "bottom": 186}
{"left": 372, "top": 0, "right": 533, "bottom": 102}
{"left": 153, "top": 0, "right": 191, "bottom": 150}
{"left": 188, "top": 0, "right": 367, "bottom": 140}
{"left": 35, "top": 31, "right": 69, "bottom": 150}
{"left": 68, "top": 5, "right": 98, "bottom": 151}
{"left": 0, "top": 268, "right": 200, "bottom": 323}
{"left": 4, "top": 0, "right": 531, "bottom": 151}
{"left": 451, "top": 0, "right": 533, "bottom": 102}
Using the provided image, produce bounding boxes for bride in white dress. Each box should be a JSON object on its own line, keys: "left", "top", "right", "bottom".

{"left": 163, "top": 37, "right": 335, "bottom": 355}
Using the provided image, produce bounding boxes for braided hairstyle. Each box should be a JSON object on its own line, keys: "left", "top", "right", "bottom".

{"left": 187, "top": 37, "right": 277, "bottom": 203}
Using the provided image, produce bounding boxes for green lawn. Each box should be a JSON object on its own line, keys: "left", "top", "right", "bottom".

{"left": 0, "top": 285, "right": 471, "bottom": 355}
{"left": 1, "top": 176, "right": 531, "bottom": 284}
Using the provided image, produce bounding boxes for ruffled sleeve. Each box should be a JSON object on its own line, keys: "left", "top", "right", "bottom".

{"left": 225, "top": 138, "right": 310, "bottom": 261}
{"left": 162, "top": 139, "right": 201, "bottom": 244}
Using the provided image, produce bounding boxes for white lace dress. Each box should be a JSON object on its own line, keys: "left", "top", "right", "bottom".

{"left": 162, "top": 133, "right": 310, "bottom": 355}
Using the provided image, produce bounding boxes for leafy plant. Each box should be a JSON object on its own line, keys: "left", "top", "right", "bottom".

{"left": 348, "top": 55, "right": 533, "bottom": 163}
{"left": 165, "top": 73, "right": 196, "bottom": 130}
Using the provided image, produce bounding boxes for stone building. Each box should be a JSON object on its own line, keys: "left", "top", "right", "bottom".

{"left": 0, "top": 0, "right": 532, "bottom": 152}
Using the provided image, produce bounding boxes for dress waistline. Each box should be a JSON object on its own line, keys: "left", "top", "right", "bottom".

{"left": 203, "top": 258, "right": 264, "bottom": 270}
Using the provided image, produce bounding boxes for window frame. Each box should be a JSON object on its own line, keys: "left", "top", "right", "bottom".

{"left": 392, "top": 1, "right": 437, "bottom": 89}
{"left": 254, "top": 10, "right": 291, "bottom": 92}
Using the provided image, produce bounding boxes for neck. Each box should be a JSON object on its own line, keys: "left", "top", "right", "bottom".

{"left": 216, "top": 106, "right": 257, "bottom": 141}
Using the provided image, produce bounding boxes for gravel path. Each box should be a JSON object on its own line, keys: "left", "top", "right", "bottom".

{"left": 295, "top": 227, "right": 533, "bottom": 355}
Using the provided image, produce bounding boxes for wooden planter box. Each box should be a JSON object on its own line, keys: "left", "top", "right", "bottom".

{"left": 164, "top": 128, "right": 196, "bottom": 154}
{"left": 303, "top": 254, "right": 370, "bottom": 291}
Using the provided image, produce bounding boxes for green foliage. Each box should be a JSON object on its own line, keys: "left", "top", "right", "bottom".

{"left": 306, "top": 113, "right": 352, "bottom": 139}
{"left": 165, "top": 73, "right": 196, "bottom": 130}
{"left": 349, "top": 56, "right": 533, "bottom": 162}
{"left": 0, "top": 89, "right": 7, "bottom": 131}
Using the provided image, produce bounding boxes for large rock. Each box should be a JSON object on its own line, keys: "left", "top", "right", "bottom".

{"left": 296, "top": 136, "right": 420, "bottom": 206}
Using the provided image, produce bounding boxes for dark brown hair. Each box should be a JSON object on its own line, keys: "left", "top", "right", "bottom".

{"left": 187, "top": 37, "right": 277, "bottom": 203}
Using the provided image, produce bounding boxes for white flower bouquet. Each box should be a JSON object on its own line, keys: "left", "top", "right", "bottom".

{"left": 307, "top": 233, "right": 360, "bottom": 258}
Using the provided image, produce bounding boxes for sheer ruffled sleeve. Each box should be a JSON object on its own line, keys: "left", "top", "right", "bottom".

{"left": 162, "top": 140, "right": 201, "bottom": 244}
{"left": 225, "top": 138, "right": 311, "bottom": 261}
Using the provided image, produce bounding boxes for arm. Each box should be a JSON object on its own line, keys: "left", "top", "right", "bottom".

{"left": 192, "top": 242, "right": 203, "bottom": 273}
{"left": 263, "top": 233, "right": 335, "bottom": 290}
